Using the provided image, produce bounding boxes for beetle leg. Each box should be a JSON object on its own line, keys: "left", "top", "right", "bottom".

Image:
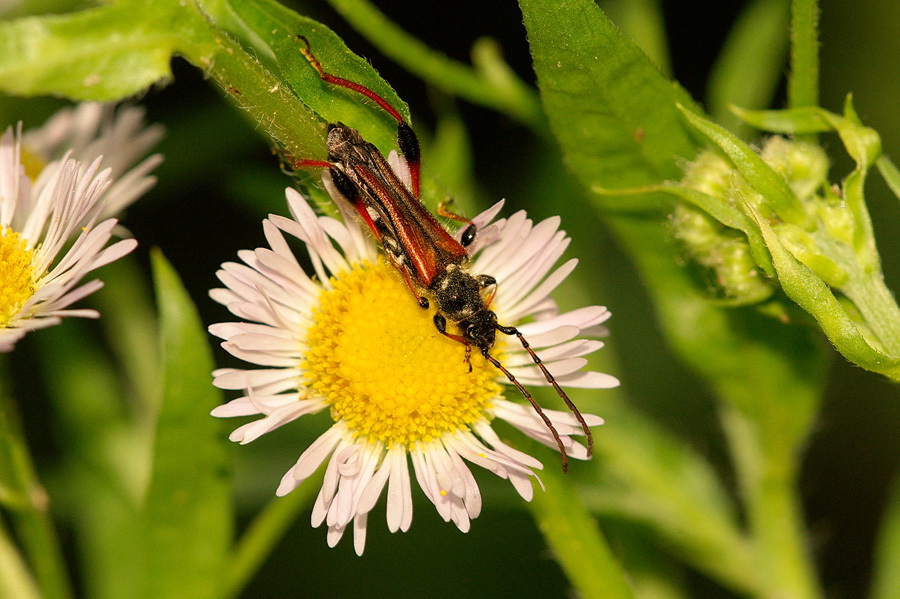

{"left": 433, "top": 314, "right": 473, "bottom": 372}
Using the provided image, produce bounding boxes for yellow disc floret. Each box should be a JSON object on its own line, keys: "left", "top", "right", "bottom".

{"left": 0, "top": 227, "right": 36, "bottom": 326}
{"left": 20, "top": 148, "right": 47, "bottom": 182}
{"left": 303, "top": 260, "right": 502, "bottom": 446}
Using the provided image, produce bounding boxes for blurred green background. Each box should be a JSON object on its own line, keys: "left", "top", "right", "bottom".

{"left": 3, "top": 0, "right": 899, "bottom": 597}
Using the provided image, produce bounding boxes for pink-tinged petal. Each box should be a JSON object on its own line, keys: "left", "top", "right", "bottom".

{"left": 386, "top": 150, "right": 412, "bottom": 191}
{"left": 276, "top": 426, "right": 344, "bottom": 496}
{"left": 325, "top": 523, "right": 346, "bottom": 548}
{"left": 396, "top": 450, "right": 414, "bottom": 532}
{"left": 503, "top": 339, "right": 603, "bottom": 367}
{"left": 502, "top": 258, "right": 577, "bottom": 322}
{"left": 385, "top": 447, "right": 413, "bottom": 532}
{"left": 508, "top": 357, "right": 588, "bottom": 381}
{"left": 353, "top": 513, "right": 369, "bottom": 556}
{"left": 505, "top": 325, "right": 580, "bottom": 350}
{"left": 357, "top": 455, "right": 392, "bottom": 516}
{"left": 211, "top": 368, "right": 293, "bottom": 390}
{"left": 553, "top": 370, "right": 621, "bottom": 389}
{"left": 471, "top": 199, "right": 506, "bottom": 231}
{"left": 515, "top": 305, "right": 611, "bottom": 337}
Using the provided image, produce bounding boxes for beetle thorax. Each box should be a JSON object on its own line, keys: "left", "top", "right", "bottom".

{"left": 430, "top": 265, "right": 485, "bottom": 322}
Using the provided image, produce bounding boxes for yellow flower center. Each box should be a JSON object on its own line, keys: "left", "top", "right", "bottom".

{"left": 20, "top": 148, "right": 47, "bottom": 181}
{"left": 303, "top": 260, "right": 502, "bottom": 447}
{"left": 0, "top": 227, "right": 36, "bottom": 326}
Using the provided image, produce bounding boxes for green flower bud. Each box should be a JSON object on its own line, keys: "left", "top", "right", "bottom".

{"left": 680, "top": 151, "right": 733, "bottom": 199}
{"left": 675, "top": 103, "right": 900, "bottom": 378}
{"left": 671, "top": 200, "right": 776, "bottom": 304}
{"left": 818, "top": 185, "right": 856, "bottom": 246}
{"left": 772, "top": 223, "right": 849, "bottom": 287}
{"left": 716, "top": 238, "right": 775, "bottom": 304}
{"left": 759, "top": 137, "right": 828, "bottom": 203}
{"left": 674, "top": 137, "right": 854, "bottom": 304}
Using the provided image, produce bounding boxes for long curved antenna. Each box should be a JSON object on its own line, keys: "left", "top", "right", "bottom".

{"left": 497, "top": 325, "right": 593, "bottom": 457}
{"left": 482, "top": 350, "right": 569, "bottom": 473}
{"left": 297, "top": 36, "right": 421, "bottom": 196}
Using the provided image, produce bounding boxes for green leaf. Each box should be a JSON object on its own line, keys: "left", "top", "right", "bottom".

{"left": 734, "top": 100, "right": 881, "bottom": 169}
{"left": 871, "top": 475, "right": 900, "bottom": 599}
{"left": 0, "top": 2, "right": 178, "bottom": 100}
{"left": 707, "top": 0, "right": 790, "bottom": 136}
{"left": 876, "top": 155, "right": 900, "bottom": 203}
{"left": 585, "top": 403, "right": 755, "bottom": 594}
{"left": 142, "top": 251, "right": 232, "bottom": 599}
{"left": 216, "top": 0, "right": 409, "bottom": 154}
{"left": 93, "top": 258, "right": 161, "bottom": 412}
{"left": 35, "top": 322, "right": 147, "bottom": 599}
{"left": 520, "top": 1, "right": 828, "bottom": 593}
{"left": 731, "top": 105, "right": 831, "bottom": 134}
{"left": 520, "top": 0, "right": 698, "bottom": 192}
{"left": 527, "top": 462, "right": 636, "bottom": 599}
{"left": 601, "top": 0, "right": 671, "bottom": 77}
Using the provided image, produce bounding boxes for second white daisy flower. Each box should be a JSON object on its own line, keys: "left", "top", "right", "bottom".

{"left": 0, "top": 126, "right": 139, "bottom": 351}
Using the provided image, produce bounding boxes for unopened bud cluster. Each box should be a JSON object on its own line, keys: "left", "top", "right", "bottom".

{"left": 673, "top": 137, "right": 840, "bottom": 304}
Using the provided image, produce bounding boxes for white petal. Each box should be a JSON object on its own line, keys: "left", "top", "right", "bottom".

{"left": 515, "top": 305, "right": 611, "bottom": 337}
{"left": 353, "top": 513, "right": 369, "bottom": 556}
{"left": 276, "top": 426, "right": 343, "bottom": 496}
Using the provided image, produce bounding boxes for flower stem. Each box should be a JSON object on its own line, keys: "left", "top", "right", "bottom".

{"left": 222, "top": 469, "right": 323, "bottom": 599}
{"left": 0, "top": 387, "right": 73, "bottom": 599}
{"left": 172, "top": 1, "right": 325, "bottom": 161}
{"left": 788, "top": 0, "right": 819, "bottom": 110}
{"left": 722, "top": 407, "right": 822, "bottom": 599}
{"left": 788, "top": 0, "right": 820, "bottom": 145}
{"left": 325, "top": 0, "right": 546, "bottom": 130}
{"left": 527, "top": 464, "right": 635, "bottom": 599}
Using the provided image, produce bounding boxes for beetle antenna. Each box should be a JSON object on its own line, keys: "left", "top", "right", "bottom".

{"left": 296, "top": 35, "right": 421, "bottom": 196}
{"left": 497, "top": 325, "right": 593, "bottom": 457}
{"left": 481, "top": 350, "right": 569, "bottom": 473}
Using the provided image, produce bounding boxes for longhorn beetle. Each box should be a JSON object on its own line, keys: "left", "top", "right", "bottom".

{"left": 293, "top": 37, "right": 592, "bottom": 472}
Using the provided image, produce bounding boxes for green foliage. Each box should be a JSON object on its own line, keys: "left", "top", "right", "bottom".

{"left": 872, "top": 476, "right": 900, "bottom": 599}
{"left": 0, "top": 2, "right": 178, "bottom": 100}
{"left": 143, "top": 251, "right": 233, "bottom": 599}
{"left": 207, "top": 0, "right": 408, "bottom": 154}
{"left": 683, "top": 102, "right": 900, "bottom": 377}
{"left": 1, "top": 1, "right": 898, "bottom": 599}
{"left": 324, "top": 0, "right": 544, "bottom": 129}
{"left": 520, "top": 0, "right": 698, "bottom": 191}
{"left": 706, "top": 0, "right": 791, "bottom": 137}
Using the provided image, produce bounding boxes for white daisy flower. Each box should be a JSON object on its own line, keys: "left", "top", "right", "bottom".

{"left": 21, "top": 102, "right": 163, "bottom": 219}
{"left": 210, "top": 182, "right": 618, "bottom": 555}
{"left": 0, "top": 126, "right": 138, "bottom": 351}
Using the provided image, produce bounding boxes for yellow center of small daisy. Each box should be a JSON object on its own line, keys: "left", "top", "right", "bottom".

{"left": 303, "top": 260, "right": 502, "bottom": 446}
{"left": 0, "top": 227, "right": 36, "bottom": 326}
{"left": 20, "top": 148, "right": 47, "bottom": 181}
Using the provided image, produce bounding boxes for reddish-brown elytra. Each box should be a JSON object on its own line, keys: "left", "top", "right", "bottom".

{"left": 293, "top": 36, "right": 591, "bottom": 472}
